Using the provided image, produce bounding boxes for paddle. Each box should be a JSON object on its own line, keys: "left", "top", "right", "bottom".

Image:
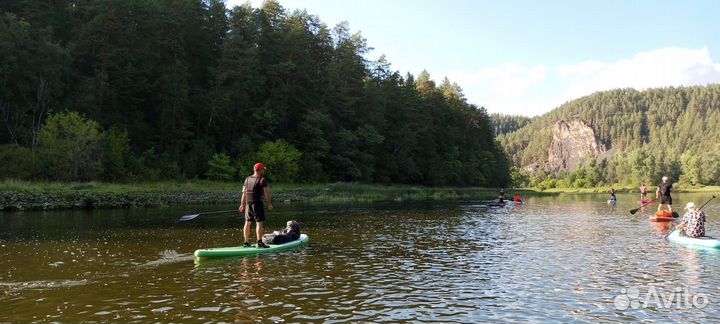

{"left": 178, "top": 209, "right": 238, "bottom": 222}
{"left": 629, "top": 199, "right": 657, "bottom": 215}
{"left": 663, "top": 195, "right": 715, "bottom": 239}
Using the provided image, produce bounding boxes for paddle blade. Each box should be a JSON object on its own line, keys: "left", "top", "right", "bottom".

{"left": 629, "top": 207, "right": 641, "bottom": 215}
{"left": 663, "top": 228, "right": 676, "bottom": 239}
{"left": 179, "top": 214, "right": 200, "bottom": 222}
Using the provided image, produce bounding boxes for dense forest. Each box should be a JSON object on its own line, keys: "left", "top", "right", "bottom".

{"left": 489, "top": 113, "right": 532, "bottom": 136}
{"left": 0, "top": 0, "right": 510, "bottom": 186}
{"left": 498, "top": 85, "right": 720, "bottom": 189}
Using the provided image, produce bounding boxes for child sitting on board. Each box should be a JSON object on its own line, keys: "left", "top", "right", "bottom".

{"left": 262, "top": 220, "right": 301, "bottom": 245}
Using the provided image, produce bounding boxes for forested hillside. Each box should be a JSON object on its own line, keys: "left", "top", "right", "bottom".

{"left": 0, "top": 0, "right": 509, "bottom": 186}
{"left": 498, "top": 85, "right": 720, "bottom": 189}
{"left": 490, "top": 114, "right": 532, "bottom": 136}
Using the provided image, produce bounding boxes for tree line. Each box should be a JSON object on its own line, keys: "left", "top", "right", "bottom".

{"left": 0, "top": 0, "right": 510, "bottom": 186}
{"left": 497, "top": 85, "right": 720, "bottom": 188}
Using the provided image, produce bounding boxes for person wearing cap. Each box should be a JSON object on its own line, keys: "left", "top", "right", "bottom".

{"left": 239, "top": 163, "right": 273, "bottom": 248}
{"left": 655, "top": 176, "right": 674, "bottom": 213}
{"left": 677, "top": 202, "right": 706, "bottom": 238}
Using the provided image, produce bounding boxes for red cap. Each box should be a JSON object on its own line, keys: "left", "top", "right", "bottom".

{"left": 254, "top": 163, "right": 265, "bottom": 171}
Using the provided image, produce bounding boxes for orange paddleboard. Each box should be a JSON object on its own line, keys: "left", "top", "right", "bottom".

{"left": 650, "top": 211, "right": 678, "bottom": 222}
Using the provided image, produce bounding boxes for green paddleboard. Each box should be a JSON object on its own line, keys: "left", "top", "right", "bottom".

{"left": 194, "top": 234, "right": 309, "bottom": 260}
{"left": 667, "top": 230, "right": 720, "bottom": 249}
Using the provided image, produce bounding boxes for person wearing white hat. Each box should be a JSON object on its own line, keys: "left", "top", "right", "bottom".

{"left": 655, "top": 176, "right": 674, "bottom": 213}
{"left": 677, "top": 202, "right": 706, "bottom": 238}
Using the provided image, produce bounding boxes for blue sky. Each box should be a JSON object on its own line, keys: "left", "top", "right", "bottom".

{"left": 228, "top": 0, "right": 720, "bottom": 116}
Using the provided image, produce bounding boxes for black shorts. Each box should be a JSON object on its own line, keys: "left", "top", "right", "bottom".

{"left": 245, "top": 202, "right": 265, "bottom": 222}
{"left": 660, "top": 196, "right": 672, "bottom": 205}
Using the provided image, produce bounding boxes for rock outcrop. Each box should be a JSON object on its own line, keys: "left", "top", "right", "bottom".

{"left": 545, "top": 119, "right": 606, "bottom": 172}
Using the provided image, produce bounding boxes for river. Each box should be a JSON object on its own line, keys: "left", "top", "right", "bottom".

{"left": 1, "top": 193, "right": 719, "bottom": 323}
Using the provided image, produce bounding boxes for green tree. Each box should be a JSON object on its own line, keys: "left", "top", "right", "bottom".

{"left": 256, "top": 140, "right": 302, "bottom": 182}
{"left": 680, "top": 152, "right": 702, "bottom": 186}
{"left": 0, "top": 12, "right": 68, "bottom": 148}
{"left": 0, "top": 144, "right": 36, "bottom": 179}
{"left": 37, "top": 112, "right": 103, "bottom": 181}
{"left": 296, "top": 111, "right": 332, "bottom": 182}
{"left": 1, "top": 1, "right": 514, "bottom": 186}
{"left": 510, "top": 166, "right": 529, "bottom": 187}
{"left": 100, "top": 128, "right": 130, "bottom": 181}
{"left": 207, "top": 153, "right": 236, "bottom": 181}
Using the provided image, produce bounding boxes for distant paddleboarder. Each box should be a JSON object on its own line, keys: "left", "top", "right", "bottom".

{"left": 497, "top": 188, "right": 507, "bottom": 203}
{"left": 640, "top": 183, "right": 648, "bottom": 202}
{"left": 608, "top": 188, "right": 617, "bottom": 204}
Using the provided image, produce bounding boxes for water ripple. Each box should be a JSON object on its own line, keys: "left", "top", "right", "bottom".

{"left": 2, "top": 197, "right": 720, "bottom": 322}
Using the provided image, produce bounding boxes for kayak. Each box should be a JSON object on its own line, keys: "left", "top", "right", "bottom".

{"left": 194, "top": 234, "right": 309, "bottom": 260}
{"left": 667, "top": 230, "right": 720, "bottom": 249}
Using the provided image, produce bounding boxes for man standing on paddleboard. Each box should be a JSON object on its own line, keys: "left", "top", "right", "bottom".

{"left": 239, "top": 163, "right": 274, "bottom": 248}
{"left": 655, "top": 176, "right": 673, "bottom": 213}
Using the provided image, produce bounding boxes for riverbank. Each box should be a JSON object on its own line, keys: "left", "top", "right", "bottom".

{"left": 534, "top": 185, "right": 720, "bottom": 193}
{"left": 0, "top": 180, "right": 519, "bottom": 211}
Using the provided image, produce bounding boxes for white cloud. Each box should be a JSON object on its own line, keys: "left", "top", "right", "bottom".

{"left": 558, "top": 60, "right": 605, "bottom": 77}
{"left": 562, "top": 47, "right": 720, "bottom": 100}
{"left": 448, "top": 47, "right": 720, "bottom": 116}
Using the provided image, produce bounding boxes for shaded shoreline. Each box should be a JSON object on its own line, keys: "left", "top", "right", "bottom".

{"left": 536, "top": 185, "right": 720, "bottom": 193}
{"left": 3, "top": 180, "right": 715, "bottom": 211}
{"left": 0, "top": 181, "right": 517, "bottom": 211}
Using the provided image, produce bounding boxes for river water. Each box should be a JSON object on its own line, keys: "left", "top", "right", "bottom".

{"left": 1, "top": 193, "right": 719, "bottom": 323}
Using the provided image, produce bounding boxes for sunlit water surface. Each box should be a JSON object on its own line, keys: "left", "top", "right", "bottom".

{"left": 1, "top": 193, "right": 720, "bottom": 323}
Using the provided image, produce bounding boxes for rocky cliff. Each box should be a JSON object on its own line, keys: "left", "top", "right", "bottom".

{"left": 545, "top": 119, "right": 606, "bottom": 172}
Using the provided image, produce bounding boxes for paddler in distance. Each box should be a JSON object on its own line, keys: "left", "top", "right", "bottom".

{"left": 513, "top": 193, "right": 523, "bottom": 203}
{"left": 498, "top": 188, "right": 506, "bottom": 203}
{"left": 640, "top": 183, "right": 648, "bottom": 202}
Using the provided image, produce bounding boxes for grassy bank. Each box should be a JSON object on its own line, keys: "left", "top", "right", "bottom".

{"left": 0, "top": 180, "right": 518, "bottom": 211}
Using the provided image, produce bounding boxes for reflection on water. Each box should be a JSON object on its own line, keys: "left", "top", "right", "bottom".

{"left": 1, "top": 193, "right": 720, "bottom": 323}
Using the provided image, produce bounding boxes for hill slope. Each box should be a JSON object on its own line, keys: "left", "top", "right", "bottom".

{"left": 497, "top": 85, "right": 720, "bottom": 188}
{"left": 490, "top": 113, "right": 533, "bottom": 136}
